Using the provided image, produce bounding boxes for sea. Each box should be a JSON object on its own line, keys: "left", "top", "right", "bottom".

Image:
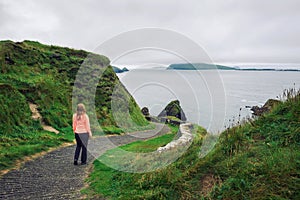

{"left": 117, "top": 69, "right": 300, "bottom": 133}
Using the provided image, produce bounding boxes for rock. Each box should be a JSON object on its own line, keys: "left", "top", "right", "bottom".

{"left": 112, "top": 66, "right": 129, "bottom": 73}
{"left": 158, "top": 100, "right": 187, "bottom": 121}
{"left": 29, "top": 103, "right": 42, "bottom": 120}
{"left": 251, "top": 99, "right": 281, "bottom": 116}
{"left": 5, "top": 56, "right": 15, "bottom": 65}
{"left": 112, "top": 66, "right": 123, "bottom": 73}
{"left": 263, "top": 99, "right": 281, "bottom": 110}
{"left": 50, "top": 53, "right": 62, "bottom": 60}
{"left": 141, "top": 107, "right": 149, "bottom": 116}
{"left": 141, "top": 107, "right": 152, "bottom": 121}
{"left": 122, "top": 67, "right": 129, "bottom": 72}
{"left": 159, "top": 117, "right": 182, "bottom": 125}
{"left": 157, "top": 123, "right": 193, "bottom": 153}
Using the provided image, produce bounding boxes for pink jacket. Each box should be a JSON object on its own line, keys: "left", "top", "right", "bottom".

{"left": 72, "top": 113, "right": 91, "bottom": 134}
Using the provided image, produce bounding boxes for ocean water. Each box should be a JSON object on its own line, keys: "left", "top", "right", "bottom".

{"left": 117, "top": 69, "right": 300, "bottom": 133}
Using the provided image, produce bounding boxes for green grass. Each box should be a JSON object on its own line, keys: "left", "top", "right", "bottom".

{"left": 119, "top": 132, "right": 176, "bottom": 153}
{"left": 82, "top": 124, "right": 180, "bottom": 197}
{"left": 189, "top": 90, "right": 300, "bottom": 199}
{"left": 83, "top": 125, "right": 207, "bottom": 199}
{"left": 84, "top": 89, "right": 300, "bottom": 199}
{"left": 204, "top": 91, "right": 300, "bottom": 200}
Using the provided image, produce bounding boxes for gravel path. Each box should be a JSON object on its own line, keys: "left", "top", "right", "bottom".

{"left": 0, "top": 123, "right": 170, "bottom": 199}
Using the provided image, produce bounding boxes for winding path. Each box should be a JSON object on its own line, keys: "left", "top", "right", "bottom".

{"left": 0, "top": 123, "right": 170, "bottom": 199}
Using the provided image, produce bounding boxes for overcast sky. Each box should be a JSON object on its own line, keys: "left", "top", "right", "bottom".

{"left": 1, "top": 0, "right": 300, "bottom": 66}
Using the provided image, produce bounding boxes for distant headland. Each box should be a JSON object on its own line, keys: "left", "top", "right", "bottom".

{"left": 166, "top": 63, "right": 300, "bottom": 72}
{"left": 112, "top": 66, "right": 129, "bottom": 73}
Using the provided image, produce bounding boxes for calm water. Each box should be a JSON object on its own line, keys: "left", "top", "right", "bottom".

{"left": 117, "top": 69, "right": 300, "bottom": 133}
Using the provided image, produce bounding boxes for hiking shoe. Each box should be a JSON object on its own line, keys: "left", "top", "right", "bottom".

{"left": 74, "top": 160, "right": 78, "bottom": 165}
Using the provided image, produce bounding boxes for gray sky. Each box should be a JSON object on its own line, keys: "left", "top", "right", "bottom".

{"left": 1, "top": 0, "right": 300, "bottom": 66}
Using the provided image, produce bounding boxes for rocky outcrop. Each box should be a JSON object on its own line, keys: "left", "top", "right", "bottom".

{"left": 122, "top": 67, "right": 129, "bottom": 72}
{"left": 141, "top": 107, "right": 150, "bottom": 116}
{"left": 158, "top": 100, "right": 187, "bottom": 121}
{"left": 251, "top": 99, "right": 281, "bottom": 116}
{"left": 141, "top": 107, "right": 162, "bottom": 122}
{"left": 112, "top": 66, "right": 129, "bottom": 73}
{"left": 141, "top": 107, "right": 151, "bottom": 121}
{"left": 157, "top": 123, "right": 193, "bottom": 152}
{"left": 142, "top": 100, "right": 188, "bottom": 124}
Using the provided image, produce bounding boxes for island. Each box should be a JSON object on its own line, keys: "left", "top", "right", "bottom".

{"left": 167, "top": 63, "right": 300, "bottom": 71}
{"left": 167, "top": 63, "right": 236, "bottom": 70}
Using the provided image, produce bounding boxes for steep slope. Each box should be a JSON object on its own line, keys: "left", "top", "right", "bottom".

{"left": 0, "top": 40, "right": 148, "bottom": 133}
{"left": 0, "top": 40, "right": 149, "bottom": 170}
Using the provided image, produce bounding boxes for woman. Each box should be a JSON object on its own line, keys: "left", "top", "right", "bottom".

{"left": 72, "top": 103, "right": 92, "bottom": 165}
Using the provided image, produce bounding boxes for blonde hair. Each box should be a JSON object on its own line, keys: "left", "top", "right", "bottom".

{"left": 76, "top": 103, "right": 86, "bottom": 120}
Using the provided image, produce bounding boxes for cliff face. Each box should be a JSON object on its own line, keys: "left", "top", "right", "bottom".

{"left": 0, "top": 40, "right": 148, "bottom": 134}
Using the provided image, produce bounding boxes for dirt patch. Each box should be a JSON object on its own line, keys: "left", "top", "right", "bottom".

{"left": 29, "top": 103, "right": 42, "bottom": 120}
{"left": 29, "top": 103, "right": 59, "bottom": 134}
{"left": 200, "top": 173, "right": 222, "bottom": 197}
{"left": 42, "top": 124, "right": 60, "bottom": 134}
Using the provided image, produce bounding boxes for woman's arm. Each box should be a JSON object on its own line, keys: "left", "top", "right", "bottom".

{"left": 85, "top": 114, "right": 92, "bottom": 137}
{"left": 72, "top": 114, "right": 77, "bottom": 133}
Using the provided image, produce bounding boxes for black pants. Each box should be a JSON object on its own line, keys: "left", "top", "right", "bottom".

{"left": 74, "top": 133, "right": 89, "bottom": 163}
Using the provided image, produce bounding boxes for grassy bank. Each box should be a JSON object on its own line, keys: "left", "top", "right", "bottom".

{"left": 83, "top": 124, "right": 207, "bottom": 199}
{"left": 0, "top": 82, "right": 74, "bottom": 171}
{"left": 85, "top": 89, "right": 299, "bottom": 199}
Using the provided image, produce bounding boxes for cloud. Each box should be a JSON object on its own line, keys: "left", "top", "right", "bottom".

{"left": 0, "top": 0, "right": 300, "bottom": 64}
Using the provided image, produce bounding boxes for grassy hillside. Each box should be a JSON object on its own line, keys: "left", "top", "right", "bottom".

{"left": 86, "top": 89, "right": 299, "bottom": 199}
{"left": 0, "top": 40, "right": 149, "bottom": 171}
